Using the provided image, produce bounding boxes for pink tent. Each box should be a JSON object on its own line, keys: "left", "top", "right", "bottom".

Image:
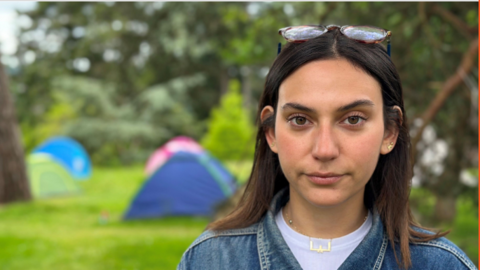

{"left": 144, "top": 136, "right": 204, "bottom": 176}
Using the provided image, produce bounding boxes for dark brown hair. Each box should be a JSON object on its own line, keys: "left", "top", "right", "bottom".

{"left": 208, "top": 29, "right": 447, "bottom": 269}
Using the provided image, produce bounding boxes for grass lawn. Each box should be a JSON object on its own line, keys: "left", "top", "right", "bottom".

{"left": 0, "top": 164, "right": 476, "bottom": 269}
{"left": 0, "top": 166, "right": 210, "bottom": 270}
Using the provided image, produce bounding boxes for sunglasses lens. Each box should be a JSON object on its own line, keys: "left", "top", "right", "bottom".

{"left": 341, "top": 26, "right": 387, "bottom": 43}
{"left": 283, "top": 26, "right": 327, "bottom": 42}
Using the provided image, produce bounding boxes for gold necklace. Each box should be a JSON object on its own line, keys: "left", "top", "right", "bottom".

{"left": 283, "top": 203, "right": 368, "bottom": 254}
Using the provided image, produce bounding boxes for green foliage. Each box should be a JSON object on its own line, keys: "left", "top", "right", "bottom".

{"left": 466, "top": 168, "right": 478, "bottom": 177}
{"left": 201, "top": 80, "right": 255, "bottom": 161}
{"left": 224, "top": 159, "right": 254, "bottom": 184}
{"left": 448, "top": 196, "right": 479, "bottom": 264}
{"left": 21, "top": 103, "right": 76, "bottom": 153}
{"left": 466, "top": 9, "right": 478, "bottom": 27}
{"left": 22, "top": 74, "right": 205, "bottom": 165}
{"left": 409, "top": 187, "right": 478, "bottom": 265}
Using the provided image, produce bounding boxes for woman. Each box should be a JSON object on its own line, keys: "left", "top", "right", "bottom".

{"left": 178, "top": 25, "right": 476, "bottom": 270}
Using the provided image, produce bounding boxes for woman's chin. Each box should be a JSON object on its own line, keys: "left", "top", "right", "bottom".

{"left": 307, "top": 198, "right": 345, "bottom": 208}
{"left": 301, "top": 189, "right": 362, "bottom": 209}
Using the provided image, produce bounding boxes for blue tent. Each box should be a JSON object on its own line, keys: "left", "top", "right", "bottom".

{"left": 124, "top": 151, "right": 237, "bottom": 220}
{"left": 33, "top": 136, "right": 92, "bottom": 180}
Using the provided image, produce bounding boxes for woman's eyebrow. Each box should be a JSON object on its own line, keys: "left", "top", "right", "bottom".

{"left": 337, "top": 99, "right": 374, "bottom": 112}
{"left": 281, "top": 100, "right": 374, "bottom": 113}
{"left": 281, "top": 103, "right": 315, "bottom": 113}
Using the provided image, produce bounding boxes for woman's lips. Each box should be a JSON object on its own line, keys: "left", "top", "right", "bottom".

{"left": 306, "top": 173, "right": 343, "bottom": 185}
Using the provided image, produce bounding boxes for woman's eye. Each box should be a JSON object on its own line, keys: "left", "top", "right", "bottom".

{"left": 344, "top": 116, "right": 365, "bottom": 125}
{"left": 294, "top": 117, "right": 307, "bottom": 125}
{"left": 288, "top": 116, "right": 309, "bottom": 126}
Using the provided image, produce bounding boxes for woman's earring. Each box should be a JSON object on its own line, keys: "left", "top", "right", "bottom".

{"left": 271, "top": 141, "right": 276, "bottom": 147}
{"left": 388, "top": 142, "right": 394, "bottom": 151}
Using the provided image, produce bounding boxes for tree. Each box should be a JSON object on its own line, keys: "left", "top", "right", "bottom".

{"left": 46, "top": 74, "right": 205, "bottom": 165}
{"left": 201, "top": 79, "right": 255, "bottom": 161}
{"left": 0, "top": 56, "right": 31, "bottom": 203}
{"left": 406, "top": 3, "right": 478, "bottom": 223}
{"left": 10, "top": 2, "right": 478, "bottom": 221}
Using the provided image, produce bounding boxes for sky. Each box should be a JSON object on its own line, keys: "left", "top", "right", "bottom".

{"left": 0, "top": 2, "right": 37, "bottom": 56}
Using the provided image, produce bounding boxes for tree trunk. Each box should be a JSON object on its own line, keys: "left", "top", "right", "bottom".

{"left": 0, "top": 58, "right": 31, "bottom": 203}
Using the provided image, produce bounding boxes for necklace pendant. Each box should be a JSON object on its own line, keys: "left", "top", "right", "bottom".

{"left": 310, "top": 240, "right": 331, "bottom": 253}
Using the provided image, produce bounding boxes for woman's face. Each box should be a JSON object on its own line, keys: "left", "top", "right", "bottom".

{"left": 262, "top": 58, "right": 397, "bottom": 209}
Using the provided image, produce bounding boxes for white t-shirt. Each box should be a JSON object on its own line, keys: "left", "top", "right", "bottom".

{"left": 275, "top": 208, "right": 372, "bottom": 270}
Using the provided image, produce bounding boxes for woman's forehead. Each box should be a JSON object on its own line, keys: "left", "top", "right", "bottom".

{"left": 277, "top": 59, "right": 382, "bottom": 109}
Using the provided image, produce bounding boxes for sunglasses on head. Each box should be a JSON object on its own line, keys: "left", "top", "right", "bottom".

{"left": 277, "top": 24, "right": 392, "bottom": 56}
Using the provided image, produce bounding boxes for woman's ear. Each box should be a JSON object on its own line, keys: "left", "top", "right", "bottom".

{"left": 380, "top": 106, "right": 402, "bottom": 155}
{"left": 260, "top": 105, "right": 278, "bottom": 153}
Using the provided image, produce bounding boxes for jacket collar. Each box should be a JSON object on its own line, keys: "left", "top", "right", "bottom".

{"left": 257, "top": 187, "right": 388, "bottom": 270}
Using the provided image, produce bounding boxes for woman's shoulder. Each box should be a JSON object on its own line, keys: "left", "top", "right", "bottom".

{"left": 406, "top": 226, "right": 477, "bottom": 270}
{"left": 186, "top": 222, "right": 260, "bottom": 252}
{"left": 177, "top": 223, "right": 261, "bottom": 270}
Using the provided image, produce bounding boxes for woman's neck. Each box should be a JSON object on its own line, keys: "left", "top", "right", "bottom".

{"left": 282, "top": 190, "right": 368, "bottom": 239}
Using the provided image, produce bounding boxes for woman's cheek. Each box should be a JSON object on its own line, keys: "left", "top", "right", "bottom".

{"left": 347, "top": 130, "right": 384, "bottom": 170}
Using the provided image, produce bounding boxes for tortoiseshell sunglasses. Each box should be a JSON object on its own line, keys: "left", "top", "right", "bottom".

{"left": 277, "top": 25, "right": 392, "bottom": 56}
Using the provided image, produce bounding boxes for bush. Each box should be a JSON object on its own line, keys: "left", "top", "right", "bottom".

{"left": 201, "top": 80, "right": 255, "bottom": 161}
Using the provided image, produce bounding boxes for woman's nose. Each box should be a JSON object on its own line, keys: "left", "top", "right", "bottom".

{"left": 311, "top": 125, "right": 340, "bottom": 161}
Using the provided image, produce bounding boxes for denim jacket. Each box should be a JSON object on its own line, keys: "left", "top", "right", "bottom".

{"left": 178, "top": 188, "right": 477, "bottom": 270}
